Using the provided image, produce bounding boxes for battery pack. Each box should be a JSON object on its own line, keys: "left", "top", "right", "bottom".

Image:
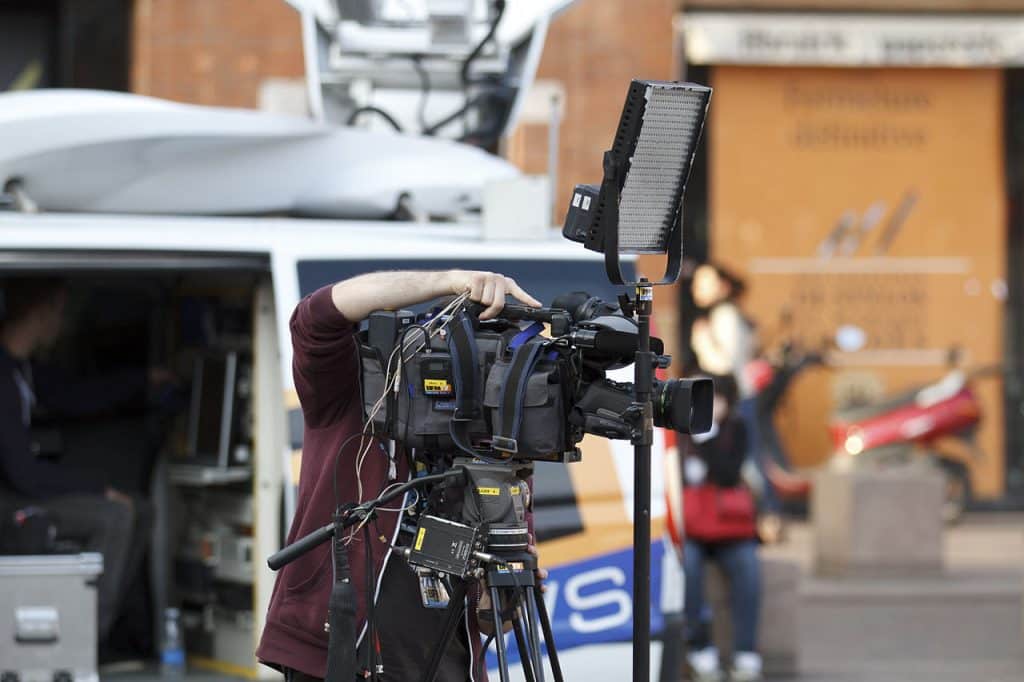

{"left": 406, "top": 516, "right": 479, "bottom": 577}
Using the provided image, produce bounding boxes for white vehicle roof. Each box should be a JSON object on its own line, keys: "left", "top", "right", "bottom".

{"left": 0, "top": 90, "right": 518, "bottom": 220}
{"left": 0, "top": 212, "right": 601, "bottom": 263}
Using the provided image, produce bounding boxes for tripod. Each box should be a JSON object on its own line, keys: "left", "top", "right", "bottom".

{"left": 269, "top": 465, "right": 567, "bottom": 682}
{"left": 418, "top": 551, "right": 563, "bottom": 682}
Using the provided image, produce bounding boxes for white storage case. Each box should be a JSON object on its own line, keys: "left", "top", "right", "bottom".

{"left": 0, "top": 553, "right": 103, "bottom": 682}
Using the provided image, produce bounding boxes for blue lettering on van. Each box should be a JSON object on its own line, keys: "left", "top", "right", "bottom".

{"left": 485, "top": 541, "right": 665, "bottom": 668}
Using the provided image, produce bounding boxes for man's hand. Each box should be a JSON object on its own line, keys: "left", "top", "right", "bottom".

{"left": 476, "top": 587, "right": 514, "bottom": 636}
{"left": 445, "top": 271, "right": 542, "bottom": 320}
{"left": 527, "top": 539, "right": 549, "bottom": 593}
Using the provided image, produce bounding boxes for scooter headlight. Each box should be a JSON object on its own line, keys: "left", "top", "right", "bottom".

{"left": 844, "top": 432, "right": 865, "bottom": 456}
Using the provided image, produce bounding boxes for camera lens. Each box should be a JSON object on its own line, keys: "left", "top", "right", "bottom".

{"left": 653, "top": 377, "right": 714, "bottom": 434}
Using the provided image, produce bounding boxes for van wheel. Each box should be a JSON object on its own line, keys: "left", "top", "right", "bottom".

{"left": 935, "top": 457, "right": 971, "bottom": 525}
{"left": 2, "top": 672, "right": 20, "bottom": 682}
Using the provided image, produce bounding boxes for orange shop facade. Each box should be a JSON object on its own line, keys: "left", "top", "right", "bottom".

{"left": 676, "top": 9, "right": 1024, "bottom": 503}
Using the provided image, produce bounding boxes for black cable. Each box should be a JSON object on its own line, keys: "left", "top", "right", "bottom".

{"left": 459, "top": 0, "right": 506, "bottom": 89}
{"left": 421, "top": 0, "right": 507, "bottom": 141}
{"left": 333, "top": 433, "right": 366, "bottom": 512}
{"left": 476, "top": 632, "right": 497, "bottom": 682}
{"left": 411, "top": 56, "right": 431, "bottom": 131}
{"left": 398, "top": 324, "right": 429, "bottom": 450}
{"left": 423, "top": 90, "right": 503, "bottom": 137}
{"left": 457, "top": 87, "right": 514, "bottom": 149}
{"left": 347, "top": 106, "right": 404, "bottom": 132}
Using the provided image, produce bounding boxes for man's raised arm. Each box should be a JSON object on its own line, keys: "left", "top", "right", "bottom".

{"left": 331, "top": 270, "right": 541, "bottom": 323}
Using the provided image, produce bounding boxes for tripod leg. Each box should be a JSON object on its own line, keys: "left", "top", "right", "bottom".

{"left": 512, "top": 599, "right": 538, "bottom": 682}
{"left": 532, "top": 586, "right": 564, "bottom": 682}
{"left": 523, "top": 589, "right": 547, "bottom": 682}
{"left": 489, "top": 586, "right": 512, "bottom": 682}
{"left": 419, "top": 586, "right": 467, "bottom": 682}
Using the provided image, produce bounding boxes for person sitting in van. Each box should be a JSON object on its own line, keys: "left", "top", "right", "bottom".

{"left": 0, "top": 277, "right": 163, "bottom": 643}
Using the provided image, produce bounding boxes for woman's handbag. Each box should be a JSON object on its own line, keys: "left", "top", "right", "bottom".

{"left": 683, "top": 484, "right": 757, "bottom": 542}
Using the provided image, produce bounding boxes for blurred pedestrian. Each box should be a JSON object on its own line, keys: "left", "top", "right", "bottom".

{"left": 690, "top": 263, "right": 755, "bottom": 395}
{"left": 689, "top": 262, "right": 783, "bottom": 525}
{"left": 682, "top": 375, "right": 762, "bottom": 682}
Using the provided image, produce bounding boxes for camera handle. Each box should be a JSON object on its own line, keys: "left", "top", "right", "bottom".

{"left": 267, "top": 467, "right": 468, "bottom": 682}
{"left": 267, "top": 468, "right": 468, "bottom": 571}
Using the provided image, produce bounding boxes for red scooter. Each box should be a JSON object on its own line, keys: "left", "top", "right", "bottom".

{"left": 755, "top": 344, "right": 988, "bottom": 523}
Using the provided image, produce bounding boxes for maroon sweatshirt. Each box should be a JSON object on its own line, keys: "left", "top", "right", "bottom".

{"left": 256, "top": 285, "right": 487, "bottom": 680}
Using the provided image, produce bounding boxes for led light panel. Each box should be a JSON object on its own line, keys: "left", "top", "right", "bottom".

{"left": 618, "top": 85, "right": 707, "bottom": 253}
{"left": 560, "top": 78, "right": 710, "bottom": 284}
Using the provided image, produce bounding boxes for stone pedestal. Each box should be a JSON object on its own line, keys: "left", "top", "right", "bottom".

{"left": 812, "top": 464, "right": 945, "bottom": 577}
{"left": 708, "top": 557, "right": 801, "bottom": 677}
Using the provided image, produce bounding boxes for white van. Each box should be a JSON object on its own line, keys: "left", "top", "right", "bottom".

{"left": 0, "top": 211, "right": 682, "bottom": 680}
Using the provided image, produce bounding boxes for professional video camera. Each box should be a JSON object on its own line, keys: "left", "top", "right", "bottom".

{"left": 338, "top": 291, "right": 712, "bottom": 682}
{"left": 359, "top": 291, "right": 713, "bottom": 463}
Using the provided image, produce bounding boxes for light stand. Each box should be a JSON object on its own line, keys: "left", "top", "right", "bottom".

{"left": 563, "top": 79, "right": 712, "bottom": 682}
{"left": 631, "top": 277, "right": 655, "bottom": 682}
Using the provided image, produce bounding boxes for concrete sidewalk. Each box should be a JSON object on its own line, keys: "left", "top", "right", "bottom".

{"left": 761, "top": 513, "right": 1024, "bottom": 681}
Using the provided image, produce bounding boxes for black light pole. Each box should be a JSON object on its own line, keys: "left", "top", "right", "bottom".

{"left": 632, "top": 278, "right": 655, "bottom": 682}
{"left": 562, "top": 79, "right": 712, "bottom": 682}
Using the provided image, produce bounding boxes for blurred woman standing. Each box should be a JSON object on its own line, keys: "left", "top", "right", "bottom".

{"left": 690, "top": 263, "right": 755, "bottom": 396}
{"left": 689, "top": 263, "right": 785, "bottom": 532}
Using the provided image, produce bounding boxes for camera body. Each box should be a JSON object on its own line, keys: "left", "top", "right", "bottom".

{"left": 358, "top": 292, "right": 712, "bottom": 464}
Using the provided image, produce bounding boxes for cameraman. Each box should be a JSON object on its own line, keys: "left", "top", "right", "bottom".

{"left": 257, "top": 270, "right": 541, "bottom": 682}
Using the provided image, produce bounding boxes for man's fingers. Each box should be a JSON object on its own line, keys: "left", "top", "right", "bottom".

{"left": 481, "top": 278, "right": 495, "bottom": 304}
{"left": 458, "top": 271, "right": 538, "bottom": 318}
{"left": 505, "top": 277, "right": 541, "bottom": 308}
{"left": 469, "top": 273, "right": 486, "bottom": 301}
{"left": 483, "top": 278, "right": 506, "bottom": 320}
{"left": 477, "top": 277, "right": 496, "bottom": 319}
{"left": 536, "top": 566, "right": 548, "bottom": 593}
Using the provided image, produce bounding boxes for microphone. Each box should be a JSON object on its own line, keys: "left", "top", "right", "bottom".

{"left": 571, "top": 328, "right": 664, "bottom": 358}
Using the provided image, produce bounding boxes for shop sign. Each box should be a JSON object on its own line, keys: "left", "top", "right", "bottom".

{"left": 682, "top": 12, "right": 1024, "bottom": 67}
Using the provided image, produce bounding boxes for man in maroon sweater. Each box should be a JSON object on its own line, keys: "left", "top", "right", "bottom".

{"left": 257, "top": 270, "right": 541, "bottom": 682}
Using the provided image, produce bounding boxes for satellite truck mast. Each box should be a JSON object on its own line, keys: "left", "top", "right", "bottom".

{"left": 282, "top": 0, "right": 575, "bottom": 143}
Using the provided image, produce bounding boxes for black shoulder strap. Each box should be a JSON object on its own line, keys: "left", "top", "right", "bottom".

{"left": 446, "top": 311, "right": 491, "bottom": 459}
{"left": 491, "top": 338, "right": 546, "bottom": 455}
{"left": 324, "top": 512, "right": 357, "bottom": 682}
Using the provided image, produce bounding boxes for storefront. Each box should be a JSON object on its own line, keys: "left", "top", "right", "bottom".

{"left": 677, "top": 7, "right": 1024, "bottom": 503}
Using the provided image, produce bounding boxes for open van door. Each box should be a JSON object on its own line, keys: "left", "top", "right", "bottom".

{"left": 0, "top": 234, "right": 291, "bottom": 678}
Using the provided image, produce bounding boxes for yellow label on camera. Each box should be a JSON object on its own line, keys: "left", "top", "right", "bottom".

{"left": 415, "top": 527, "right": 426, "bottom": 550}
{"left": 477, "top": 487, "right": 501, "bottom": 496}
{"left": 423, "top": 379, "right": 452, "bottom": 394}
{"left": 509, "top": 486, "right": 521, "bottom": 495}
